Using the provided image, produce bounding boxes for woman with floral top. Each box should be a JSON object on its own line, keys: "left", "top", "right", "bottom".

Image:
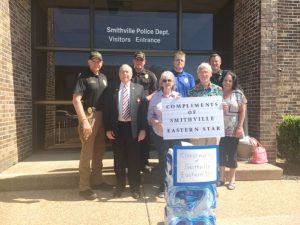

{"left": 218, "top": 71, "right": 247, "bottom": 190}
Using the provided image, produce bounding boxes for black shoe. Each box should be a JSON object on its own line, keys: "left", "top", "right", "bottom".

{"left": 157, "top": 184, "right": 165, "bottom": 198}
{"left": 141, "top": 165, "right": 152, "bottom": 173}
{"left": 79, "top": 189, "right": 97, "bottom": 200}
{"left": 92, "top": 183, "right": 113, "bottom": 191}
{"left": 113, "top": 188, "right": 124, "bottom": 198}
{"left": 217, "top": 181, "right": 225, "bottom": 187}
{"left": 131, "top": 191, "right": 141, "bottom": 199}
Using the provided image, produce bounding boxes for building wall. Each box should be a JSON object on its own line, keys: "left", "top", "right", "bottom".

{"left": 234, "top": 0, "right": 279, "bottom": 163}
{"left": 0, "top": 0, "right": 32, "bottom": 172}
{"left": 0, "top": 0, "right": 299, "bottom": 170}
{"left": 233, "top": 0, "right": 262, "bottom": 143}
{"left": 277, "top": 1, "right": 300, "bottom": 117}
{"left": 234, "top": 0, "right": 300, "bottom": 163}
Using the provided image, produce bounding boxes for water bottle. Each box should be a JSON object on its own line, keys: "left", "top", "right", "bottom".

{"left": 165, "top": 148, "right": 174, "bottom": 190}
{"left": 166, "top": 185, "right": 217, "bottom": 210}
{"left": 166, "top": 215, "right": 216, "bottom": 225}
{"left": 165, "top": 205, "right": 214, "bottom": 221}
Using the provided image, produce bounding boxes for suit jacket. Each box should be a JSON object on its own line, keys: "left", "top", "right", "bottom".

{"left": 103, "top": 82, "right": 147, "bottom": 139}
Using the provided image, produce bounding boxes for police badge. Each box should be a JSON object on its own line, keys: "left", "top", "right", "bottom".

{"left": 87, "top": 107, "right": 93, "bottom": 114}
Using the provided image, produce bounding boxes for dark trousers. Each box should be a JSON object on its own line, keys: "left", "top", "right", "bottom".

{"left": 139, "top": 125, "right": 151, "bottom": 169}
{"left": 111, "top": 122, "right": 141, "bottom": 191}
{"left": 152, "top": 132, "right": 181, "bottom": 188}
{"left": 219, "top": 136, "right": 239, "bottom": 168}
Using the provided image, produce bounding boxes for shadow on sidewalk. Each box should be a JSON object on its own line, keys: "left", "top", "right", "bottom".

{"left": 276, "top": 158, "right": 300, "bottom": 180}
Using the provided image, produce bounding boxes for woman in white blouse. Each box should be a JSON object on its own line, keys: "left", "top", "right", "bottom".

{"left": 147, "top": 71, "right": 181, "bottom": 198}
{"left": 218, "top": 71, "right": 247, "bottom": 190}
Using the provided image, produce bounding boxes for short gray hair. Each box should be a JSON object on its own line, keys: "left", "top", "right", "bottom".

{"left": 197, "top": 62, "right": 212, "bottom": 74}
{"left": 159, "top": 71, "right": 176, "bottom": 91}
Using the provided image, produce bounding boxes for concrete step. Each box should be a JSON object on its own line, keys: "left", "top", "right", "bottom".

{"left": 0, "top": 151, "right": 283, "bottom": 192}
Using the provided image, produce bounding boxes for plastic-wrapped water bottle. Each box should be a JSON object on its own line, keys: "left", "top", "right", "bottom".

{"left": 166, "top": 185, "right": 217, "bottom": 210}
{"left": 165, "top": 148, "right": 174, "bottom": 190}
{"left": 165, "top": 205, "right": 214, "bottom": 221}
{"left": 165, "top": 215, "right": 216, "bottom": 225}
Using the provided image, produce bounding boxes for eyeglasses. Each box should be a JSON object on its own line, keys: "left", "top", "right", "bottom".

{"left": 162, "top": 79, "right": 172, "bottom": 83}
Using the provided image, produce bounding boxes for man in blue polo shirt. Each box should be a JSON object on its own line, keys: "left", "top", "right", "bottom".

{"left": 171, "top": 51, "right": 195, "bottom": 97}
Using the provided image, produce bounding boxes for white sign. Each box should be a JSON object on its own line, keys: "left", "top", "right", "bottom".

{"left": 173, "top": 145, "right": 218, "bottom": 185}
{"left": 162, "top": 96, "right": 225, "bottom": 140}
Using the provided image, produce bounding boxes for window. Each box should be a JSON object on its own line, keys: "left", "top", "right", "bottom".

{"left": 53, "top": 8, "right": 90, "bottom": 48}
{"left": 182, "top": 13, "right": 213, "bottom": 51}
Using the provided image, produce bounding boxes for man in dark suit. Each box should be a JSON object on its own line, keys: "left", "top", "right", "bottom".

{"left": 103, "top": 64, "right": 146, "bottom": 199}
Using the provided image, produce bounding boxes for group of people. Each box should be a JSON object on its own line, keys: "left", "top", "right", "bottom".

{"left": 72, "top": 50, "right": 247, "bottom": 201}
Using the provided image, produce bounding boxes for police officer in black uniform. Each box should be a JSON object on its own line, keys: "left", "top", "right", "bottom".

{"left": 209, "top": 53, "right": 228, "bottom": 86}
{"left": 72, "top": 51, "right": 112, "bottom": 200}
{"left": 132, "top": 51, "right": 158, "bottom": 172}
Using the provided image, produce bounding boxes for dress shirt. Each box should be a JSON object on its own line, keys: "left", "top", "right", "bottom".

{"left": 147, "top": 90, "right": 181, "bottom": 137}
{"left": 118, "top": 82, "right": 131, "bottom": 121}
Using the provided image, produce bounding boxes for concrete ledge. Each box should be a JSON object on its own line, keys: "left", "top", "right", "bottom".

{"left": 229, "top": 161, "right": 283, "bottom": 181}
{"left": 0, "top": 152, "right": 283, "bottom": 192}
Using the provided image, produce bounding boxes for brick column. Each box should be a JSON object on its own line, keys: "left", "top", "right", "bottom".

{"left": 0, "top": 0, "right": 32, "bottom": 172}
{"left": 234, "top": 0, "right": 278, "bottom": 163}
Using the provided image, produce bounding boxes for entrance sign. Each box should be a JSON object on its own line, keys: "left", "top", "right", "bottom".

{"left": 95, "top": 11, "right": 176, "bottom": 50}
{"left": 162, "top": 96, "right": 225, "bottom": 140}
{"left": 173, "top": 145, "right": 218, "bottom": 185}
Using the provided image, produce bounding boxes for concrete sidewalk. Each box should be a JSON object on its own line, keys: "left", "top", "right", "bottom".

{"left": 1, "top": 151, "right": 299, "bottom": 225}
{"left": 1, "top": 181, "right": 300, "bottom": 225}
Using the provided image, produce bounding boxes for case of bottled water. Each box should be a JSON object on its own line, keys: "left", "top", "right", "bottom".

{"left": 164, "top": 143, "right": 217, "bottom": 225}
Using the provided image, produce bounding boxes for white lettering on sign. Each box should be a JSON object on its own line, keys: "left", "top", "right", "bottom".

{"left": 105, "top": 26, "right": 170, "bottom": 45}
{"left": 106, "top": 27, "right": 136, "bottom": 34}
{"left": 135, "top": 37, "right": 161, "bottom": 43}
{"left": 155, "top": 29, "right": 170, "bottom": 36}
{"left": 108, "top": 36, "right": 131, "bottom": 42}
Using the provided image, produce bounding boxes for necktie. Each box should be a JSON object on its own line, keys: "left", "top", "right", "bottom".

{"left": 122, "top": 85, "right": 130, "bottom": 120}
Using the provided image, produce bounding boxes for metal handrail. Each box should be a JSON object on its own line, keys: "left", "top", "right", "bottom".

{"left": 34, "top": 100, "right": 73, "bottom": 105}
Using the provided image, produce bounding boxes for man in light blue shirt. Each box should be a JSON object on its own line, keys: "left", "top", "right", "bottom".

{"left": 171, "top": 51, "right": 195, "bottom": 97}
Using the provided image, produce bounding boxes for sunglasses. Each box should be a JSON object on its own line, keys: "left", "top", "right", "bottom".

{"left": 162, "top": 79, "right": 172, "bottom": 83}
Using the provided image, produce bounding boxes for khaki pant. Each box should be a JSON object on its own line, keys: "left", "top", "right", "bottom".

{"left": 78, "top": 111, "right": 106, "bottom": 191}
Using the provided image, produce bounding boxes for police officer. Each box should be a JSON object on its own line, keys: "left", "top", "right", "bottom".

{"left": 171, "top": 51, "right": 195, "bottom": 97}
{"left": 72, "top": 51, "right": 112, "bottom": 200}
{"left": 209, "top": 53, "right": 228, "bottom": 86}
{"left": 132, "top": 51, "right": 158, "bottom": 172}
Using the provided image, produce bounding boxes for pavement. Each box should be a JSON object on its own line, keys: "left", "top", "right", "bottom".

{"left": 1, "top": 151, "right": 300, "bottom": 225}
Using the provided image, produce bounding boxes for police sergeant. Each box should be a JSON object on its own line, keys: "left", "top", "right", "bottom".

{"left": 132, "top": 51, "right": 158, "bottom": 172}
{"left": 72, "top": 51, "right": 113, "bottom": 200}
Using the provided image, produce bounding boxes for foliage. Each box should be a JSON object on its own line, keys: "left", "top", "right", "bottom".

{"left": 277, "top": 115, "right": 300, "bottom": 163}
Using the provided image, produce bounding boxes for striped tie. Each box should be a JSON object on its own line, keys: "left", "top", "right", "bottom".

{"left": 122, "top": 85, "right": 130, "bottom": 120}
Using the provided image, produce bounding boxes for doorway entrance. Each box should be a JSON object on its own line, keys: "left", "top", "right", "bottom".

{"left": 32, "top": 0, "right": 233, "bottom": 150}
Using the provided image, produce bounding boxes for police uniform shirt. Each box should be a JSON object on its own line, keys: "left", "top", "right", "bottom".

{"left": 171, "top": 69, "right": 195, "bottom": 97}
{"left": 132, "top": 69, "right": 157, "bottom": 96}
{"left": 73, "top": 70, "right": 108, "bottom": 111}
{"left": 210, "top": 69, "right": 228, "bottom": 87}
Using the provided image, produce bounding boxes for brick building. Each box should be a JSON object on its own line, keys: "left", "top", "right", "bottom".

{"left": 0, "top": 0, "right": 299, "bottom": 172}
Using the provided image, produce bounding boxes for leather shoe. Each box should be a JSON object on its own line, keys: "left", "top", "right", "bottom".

{"left": 113, "top": 188, "right": 124, "bottom": 198}
{"left": 92, "top": 183, "right": 113, "bottom": 191}
{"left": 131, "top": 191, "right": 141, "bottom": 199}
{"left": 79, "top": 189, "right": 98, "bottom": 200}
{"left": 141, "top": 165, "right": 152, "bottom": 173}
